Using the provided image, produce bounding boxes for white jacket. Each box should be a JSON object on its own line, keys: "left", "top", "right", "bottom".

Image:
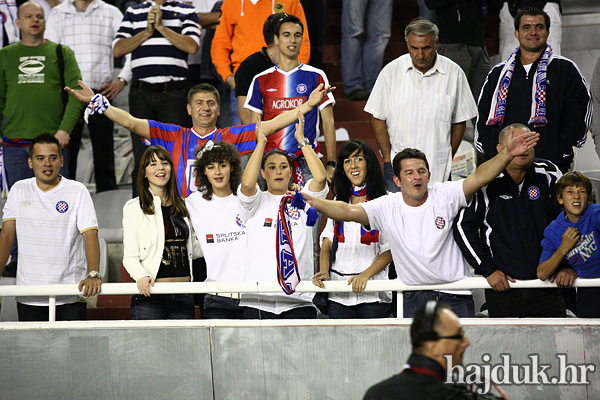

{"left": 122, "top": 194, "right": 202, "bottom": 282}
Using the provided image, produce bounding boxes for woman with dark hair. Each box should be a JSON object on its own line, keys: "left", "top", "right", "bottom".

{"left": 312, "top": 139, "right": 392, "bottom": 319}
{"left": 122, "top": 146, "right": 203, "bottom": 319}
{"left": 185, "top": 141, "right": 247, "bottom": 319}
{"left": 238, "top": 113, "right": 329, "bottom": 319}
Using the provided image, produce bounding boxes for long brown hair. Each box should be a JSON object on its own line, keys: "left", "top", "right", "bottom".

{"left": 137, "top": 146, "right": 188, "bottom": 218}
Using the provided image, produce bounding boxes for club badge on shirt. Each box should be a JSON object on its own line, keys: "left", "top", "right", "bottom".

{"left": 527, "top": 186, "right": 541, "bottom": 200}
{"left": 273, "top": 1, "right": 285, "bottom": 13}
{"left": 435, "top": 216, "right": 446, "bottom": 230}
{"left": 296, "top": 83, "right": 307, "bottom": 94}
{"left": 235, "top": 214, "right": 245, "bottom": 228}
{"left": 56, "top": 201, "right": 69, "bottom": 213}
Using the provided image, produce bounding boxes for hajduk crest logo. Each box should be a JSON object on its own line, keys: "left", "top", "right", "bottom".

{"left": 55, "top": 201, "right": 69, "bottom": 213}
{"left": 286, "top": 206, "right": 300, "bottom": 220}
{"left": 296, "top": 83, "right": 307, "bottom": 94}
{"left": 235, "top": 214, "right": 245, "bottom": 228}
{"left": 528, "top": 186, "right": 541, "bottom": 200}
{"left": 435, "top": 216, "right": 446, "bottom": 230}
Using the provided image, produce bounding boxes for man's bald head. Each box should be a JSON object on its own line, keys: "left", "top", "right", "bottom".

{"left": 17, "top": 1, "right": 44, "bottom": 19}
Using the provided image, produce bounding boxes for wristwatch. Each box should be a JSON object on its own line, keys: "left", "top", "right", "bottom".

{"left": 298, "top": 138, "right": 310, "bottom": 149}
{"left": 88, "top": 271, "right": 102, "bottom": 280}
{"left": 326, "top": 161, "right": 337, "bottom": 168}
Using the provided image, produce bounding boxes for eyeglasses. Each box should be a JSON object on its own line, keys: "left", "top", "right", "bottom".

{"left": 437, "top": 332, "right": 465, "bottom": 341}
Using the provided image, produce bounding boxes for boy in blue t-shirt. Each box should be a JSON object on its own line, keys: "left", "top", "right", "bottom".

{"left": 538, "top": 171, "right": 600, "bottom": 317}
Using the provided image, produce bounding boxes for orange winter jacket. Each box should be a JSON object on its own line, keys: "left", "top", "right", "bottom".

{"left": 211, "top": 0, "right": 310, "bottom": 83}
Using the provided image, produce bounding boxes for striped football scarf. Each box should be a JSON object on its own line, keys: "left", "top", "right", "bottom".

{"left": 486, "top": 45, "right": 552, "bottom": 128}
{"left": 276, "top": 191, "right": 318, "bottom": 294}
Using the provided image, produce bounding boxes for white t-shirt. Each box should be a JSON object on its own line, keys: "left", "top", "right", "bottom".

{"left": 185, "top": 191, "right": 247, "bottom": 282}
{"left": 364, "top": 54, "right": 477, "bottom": 184}
{"left": 3, "top": 177, "right": 98, "bottom": 306}
{"left": 237, "top": 180, "right": 329, "bottom": 314}
{"left": 321, "top": 214, "right": 392, "bottom": 306}
{"left": 360, "top": 180, "right": 471, "bottom": 294}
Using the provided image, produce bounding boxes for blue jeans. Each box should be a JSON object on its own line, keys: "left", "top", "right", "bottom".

{"left": 17, "top": 301, "right": 86, "bottom": 321}
{"left": 243, "top": 306, "right": 317, "bottom": 320}
{"left": 437, "top": 44, "right": 491, "bottom": 101}
{"left": 341, "top": 0, "right": 393, "bottom": 95}
{"left": 130, "top": 294, "right": 195, "bottom": 320}
{"left": 383, "top": 161, "right": 400, "bottom": 193}
{"left": 203, "top": 294, "right": 244, "bottom": 319}
{"left": 229, "top": 87, "right": 241, "bottom": 126}
{"left": 403, "top": 291, "right": 475, "bottom": 318}
{"left": 328, "top": 301, "right": 390, "bottom": 319}
{"left": 418, "top": 0, "right": 437, "bottom": 24}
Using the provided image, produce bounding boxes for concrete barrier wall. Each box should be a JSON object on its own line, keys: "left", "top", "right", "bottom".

{"left": 0, "top": 321, "right": 599, "bottom": 399}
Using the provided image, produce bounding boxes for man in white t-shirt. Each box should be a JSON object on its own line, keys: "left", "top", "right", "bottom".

{"left": 0, "top": 133, "right": 101, "bottom": 321}
{"left": 304, "top": 128, "right": 540, "bottom": 317}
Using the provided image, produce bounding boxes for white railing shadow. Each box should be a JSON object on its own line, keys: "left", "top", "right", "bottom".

{"left": 3, "top": 277, "right": 600, "bottom": 321}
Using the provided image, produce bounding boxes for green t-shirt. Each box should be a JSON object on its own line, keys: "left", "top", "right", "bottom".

{"left": 0, "top": 40, "right": 84, "bottom": 140}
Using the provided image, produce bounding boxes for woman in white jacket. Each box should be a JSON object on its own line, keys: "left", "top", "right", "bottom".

{"left": 123, "top": 146, "right": 202, "bottom": 319}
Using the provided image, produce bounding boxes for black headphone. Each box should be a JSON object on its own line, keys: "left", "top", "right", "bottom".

{"left": 419, "top": 300, "right": 441, "bottom": 342}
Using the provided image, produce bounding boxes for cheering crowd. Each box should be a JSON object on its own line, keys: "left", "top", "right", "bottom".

{"left": 1, "top": 1, "right": 600, "bottom": 324}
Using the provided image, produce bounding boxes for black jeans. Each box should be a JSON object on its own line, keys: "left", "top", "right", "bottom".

{"left": 70, "top": 112, "right": 117, "bottom": 192}
{"left": 17, "top": 301, "right": 87, "bottom": 321}
{"left": 485, "top": 288, "right": 566, "bottom": 318}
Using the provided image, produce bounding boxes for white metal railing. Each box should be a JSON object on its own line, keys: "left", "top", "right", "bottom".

{"left": 2, "top": 277, "right": 600, "bottom": 322}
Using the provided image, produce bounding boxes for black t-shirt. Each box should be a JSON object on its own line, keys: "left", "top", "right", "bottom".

{"left": 234, "top": 47, "right": 275, "bottom": 98}
{"left": 156, "top": 206, "right": 190, "bottom": 279}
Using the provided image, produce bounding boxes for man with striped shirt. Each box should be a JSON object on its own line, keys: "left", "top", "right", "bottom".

{"left": 67, "top": 81, "right": 334, "bottom": 197}
{"left": 113, "top": 0, "right": 201, "bottom": 196}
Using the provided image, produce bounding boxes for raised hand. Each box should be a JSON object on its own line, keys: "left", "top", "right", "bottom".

{"left": 255, "top": 117, "right": 267, "bottom": 146}
{"left": 294, "top": 111, "right": 306, "bottom": 144}
{"left": 505, "top": 128, "right": 539, "bottom": 158}
{"left": 307, "top": 83, "right": 335, "bottom": 108}
{"left": 64, "top": 80, "right": 95, "bottom": 103}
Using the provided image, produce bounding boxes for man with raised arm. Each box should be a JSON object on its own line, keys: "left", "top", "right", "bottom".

{"left": 303, "top": 129, "right": 539, "bottom": 317}
{"left": 455, "top": 123, "right": 568, "bottom": 318}
{"left": 66, "top": 81, "right": 334, "bottom": 197}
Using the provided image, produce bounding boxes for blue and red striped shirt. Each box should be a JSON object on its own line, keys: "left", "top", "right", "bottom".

{"left": 149, "top": 120, "right": 257, "bottom": 197}
{"left": 244, "top": 63, "right": 334, "bottom": 155}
